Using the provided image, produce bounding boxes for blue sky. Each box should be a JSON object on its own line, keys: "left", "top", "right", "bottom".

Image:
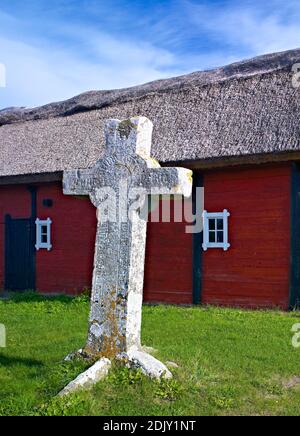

{"left": 0, "top": 0, "right": 299, "bottom": 108}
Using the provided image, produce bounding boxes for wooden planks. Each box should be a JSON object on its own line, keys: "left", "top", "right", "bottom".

{"left": 202, "top": 164, "right": 291, "bottom": 310}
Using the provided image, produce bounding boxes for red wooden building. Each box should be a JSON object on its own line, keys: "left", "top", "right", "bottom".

{"left": 0, "top": 48, "right": 300, "bottom": 310}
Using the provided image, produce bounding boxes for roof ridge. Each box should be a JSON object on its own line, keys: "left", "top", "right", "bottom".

{"left": 0, "top": 47, "right": 299, "bottom": 126}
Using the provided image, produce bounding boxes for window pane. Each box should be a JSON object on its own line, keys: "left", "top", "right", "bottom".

{"left": 208, "top": 219, "right": 215, "bottom": 230}
{"left": 217, "top": 231, "right": 224, "bottom": 243}
{"left": 41, "top": 225, "right": 47, "bottom": 234}
{"left": 217, "top": 219, "right": 223, "bottom": 230}
{"left": 41, "top": 234, "right": 48, "bottom": 243}
{"left": 209, "top": 231, "right": 215, "bottom": 243}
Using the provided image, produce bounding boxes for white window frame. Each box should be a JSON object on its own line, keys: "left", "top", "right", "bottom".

{"left": 35, "top": 218, "right": 52, "bottom": 251}
{"left": 202, "top": 209, "right": 230, "bottom": 251}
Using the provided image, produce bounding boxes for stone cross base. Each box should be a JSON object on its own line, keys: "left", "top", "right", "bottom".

{"left": 124, "top": 350, "right": 172, "bottom": 379}
{"left": 59, "top": 351, "right": 172, "bottom": 397}
{"left": 58, "top": 358, "right": 112, "bottom": 397}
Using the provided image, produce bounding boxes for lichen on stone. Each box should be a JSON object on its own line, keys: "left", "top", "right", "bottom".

{"left": 117, "top": 119, "right": 136, "bottom": 138}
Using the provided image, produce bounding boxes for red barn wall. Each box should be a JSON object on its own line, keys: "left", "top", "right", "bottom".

{"left": 144, "top": 199, "right": 193, "bottom": 304}
{"left": 36, "top": 188, "right": 193, "bottom": 300}
{"left": 0, "top": 184, "right": 32, "bottom": 289}
{"left": 0, "top": 182, "right": 193, "bottom": 300}
{"left": 36, "top": 182, "right": 97, "bottom": 294}
{"left": 202, "top": 164, "right": 291, "bottom": 310}
{"left": 0, "top": 163, "right": 292, "bottom": 309}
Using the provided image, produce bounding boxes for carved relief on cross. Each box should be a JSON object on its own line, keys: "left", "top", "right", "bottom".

{"left": 63, "top": 117, "right": 192, "bottom": 360}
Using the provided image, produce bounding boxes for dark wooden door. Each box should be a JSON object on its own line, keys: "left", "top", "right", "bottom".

{"left": 5, "top": 215, "right": 35, "bottom": 291}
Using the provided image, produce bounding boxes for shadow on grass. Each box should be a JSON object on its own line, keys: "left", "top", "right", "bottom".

{"left": 0, "top": 353, "right": 43, "bottom": 367}
{"left": 0, "top": 291, "right": 77, "bottom": 304}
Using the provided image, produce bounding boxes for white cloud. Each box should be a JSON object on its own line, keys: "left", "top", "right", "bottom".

{"left": 185, "top": 1, "right": 300, "bottom": 56}
{"left": 0, "top": 8, "right": 183, "bottom": 109}
{"left": 0, "top": 1, "right": 300, "bottom": 108}
{"left": 0, "top": 62, "right": 5, "bottom": 87}
{"left": 0, "top": 33, "right": 180, "bottom": 108}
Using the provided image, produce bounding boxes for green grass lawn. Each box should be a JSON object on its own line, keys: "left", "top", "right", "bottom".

{"left": 1, "top": 293, "right": 300, "bottom": 416}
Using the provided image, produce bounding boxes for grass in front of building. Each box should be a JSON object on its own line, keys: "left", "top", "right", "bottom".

{"left": 0, "top": 292, "right": 300, "bottom": 416}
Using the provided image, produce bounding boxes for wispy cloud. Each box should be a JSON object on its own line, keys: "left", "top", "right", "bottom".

{"left": 0, "top": 0, "right": 299, "bottom": 108}
{"left": 0, "top": 32, "right": 178, "bottom": 108}
{"left": 185, "top": 0, "right": 300, "bottom": 56}
{"left": 0, "top": 13, "right": 180, "bottom": 108}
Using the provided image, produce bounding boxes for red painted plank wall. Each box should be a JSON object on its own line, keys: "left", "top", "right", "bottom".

{"left": 1, "top": 164, "right": 290, "bottom": 309}
{"left": 202, "top": 164, "right": 291, "bottom": 310}
{"left": 36, "top": 182, "right": 97, "bottom": 294}
{"left": 144, "top": 199, "right": 193, "bottom": 304}
{"left": 36, "top": 189, "right": 193, "bottom": 299}
{"left": 0, "top": 182, "right": 193, "bottom": 300}
{"left": 0, "top": 184, "right": 32, "bottom": 289}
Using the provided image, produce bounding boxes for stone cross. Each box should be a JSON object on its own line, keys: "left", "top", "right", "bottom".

{"left": 63, "top": 117, "right": 192, "bottom": 377}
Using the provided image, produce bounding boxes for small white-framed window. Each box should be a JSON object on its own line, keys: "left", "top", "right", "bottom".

{"left": 202, "top": 209, "right": 230, "bottom": 251}
{"left": 35, "top": 218, "right": 52, "bottom": 251}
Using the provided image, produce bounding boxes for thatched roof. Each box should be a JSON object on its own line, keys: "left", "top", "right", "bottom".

{"left": 0, "top": 48, "right": 300, "bottom": 178}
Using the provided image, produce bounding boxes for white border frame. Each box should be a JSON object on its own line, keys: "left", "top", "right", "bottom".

{"left": 35, "top": 218, "right": 52, "bottom": 251}
{"left": 202, "top": 209, "right": 230, "bottom": 251}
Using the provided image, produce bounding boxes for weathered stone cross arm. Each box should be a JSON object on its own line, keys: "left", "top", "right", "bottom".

{"left": 63, "top": 168, "right": 106, "bottom": 197}
{"left": 63, "top": 166, "right": 192, "bottom": 199}
{"left": 140, "top": 166, "right": 193, "bottom": 198}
